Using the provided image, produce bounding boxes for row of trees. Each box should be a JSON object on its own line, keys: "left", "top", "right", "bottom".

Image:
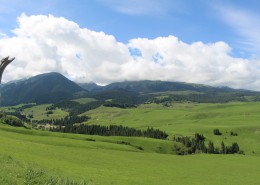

{"left": 0, "top": 112, "right": 23, "bottom": 127}
{"left": 103, "top": 102, "right": 137, "bottom": 108}
{"left": 50, "top": 124, "right": 168, "bottom": 139}
{"left": 173, "top": 133, "right": 243, "bottom": 155}
{"left": 6, "top": 111, "right": 30, "bottom": 122}
{"left": 7, "top": 103, "right": 35, "bottom": 112}
{"left": 150, "top": 93, "right": 247, "bottom": 104}
{"left": 34, "top": 115, "right": 89, "bottom": 126}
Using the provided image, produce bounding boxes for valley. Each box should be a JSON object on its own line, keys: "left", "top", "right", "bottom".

{"left": 1, "top": 73, "right": 260, "bottom": 184}
{"left": 1, "top": 2, "right": 260, "bottom": 184}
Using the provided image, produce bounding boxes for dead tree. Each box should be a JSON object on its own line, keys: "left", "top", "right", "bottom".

{"left": 0, "top": 56, "right": 15, "bottom": 84}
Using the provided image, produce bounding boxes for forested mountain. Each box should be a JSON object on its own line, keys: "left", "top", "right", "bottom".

{"left": 1, "top": 72, "right": 260, "bottom": 106}
{"left": 79, "top": 80, "right": 260, "bottom": 104}
{"left": 79, "top": 80, "right": 246, "bottom": 94}
{"left": 0, "top": 72, "right": 87, "bottom": 105}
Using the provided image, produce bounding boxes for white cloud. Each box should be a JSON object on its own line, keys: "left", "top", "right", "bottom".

{"left": 127, "top": 36, "right": 260, "bottom": 90}
{"left": 0, "top": 14, "right": 130, "bottom": 84}
{"left": 1, "top": 14, "right": 260, "bottom": 90}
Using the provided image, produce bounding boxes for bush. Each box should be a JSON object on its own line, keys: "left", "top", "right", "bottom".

{"left": 173, "top": 143, "right": 189, "bottom": 155}
{"left": 46, "top": 110, "right": 53, "bottom": 115}
{"left": 213, "top": 129, "right": 222, "bottom": 135}
{"left": 230, "top": 131, "right": 238, "bottom": 136}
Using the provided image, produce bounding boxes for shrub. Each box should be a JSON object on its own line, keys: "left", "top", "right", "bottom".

{"left": 213, "top": 129, "right": 222, "bottom": 135}
{"left": 230, "top": 131, "right": 238, "bottom": 136}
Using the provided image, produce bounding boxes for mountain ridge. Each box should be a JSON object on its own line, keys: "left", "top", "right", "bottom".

{"left": 1, "top": 72, "right": 259, "bottom": 106}
{"left": 79, "top": 80, "right": 256, "bottom": 93}
{"left": 0, "top": 72, "right": 87, "bottom": 106}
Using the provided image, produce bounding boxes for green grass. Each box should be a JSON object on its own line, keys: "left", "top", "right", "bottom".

{"left": 22, "top": 104, "right": 69, "bottom": 120}
{"left": 0, "top": 124, "right": 260, "bottom": 185}
{"left": 0, "top": 153, "right": 90, "bottom": 184}
{"left": 1, "top": 101, "right": 260, "bottom": 184}
{"left": 85, "top": 102, "right": 260, "bottom": 155}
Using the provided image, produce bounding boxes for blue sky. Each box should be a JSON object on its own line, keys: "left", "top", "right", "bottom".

{"left": 1, "top": 0, "right": 260, "bottom": 90}
{"left": 1, "top": 0, "right": 260, "bottom": 57}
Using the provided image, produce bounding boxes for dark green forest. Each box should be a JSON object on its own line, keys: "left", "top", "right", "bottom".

{"left": 51, "top": 124, "right": 168, "bottom": 140}
{"left": 173, "top": 133, "right": 243, "bottom": 155}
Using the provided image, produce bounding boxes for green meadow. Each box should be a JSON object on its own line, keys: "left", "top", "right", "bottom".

{"left": 22, "top": 104, "right": 69, "bottom": 120}
{"left": 85, "top": 102, "right": 260, "bottom": 155}
{"left": 1, "top": 102, "right": 260, "bottom": 184}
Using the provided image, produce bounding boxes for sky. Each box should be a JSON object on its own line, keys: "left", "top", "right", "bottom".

{"left": 0, "top": 0, "right": 260, "bottom": 90}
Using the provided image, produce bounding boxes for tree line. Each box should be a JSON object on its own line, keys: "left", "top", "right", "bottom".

{"left": 0, "top": 112, "right": 24, "bottom": 127}
{"left": 50, "top": 124, "right": 168, "bottom": 139}
{"left": 34, "top": 115, "right": 89, "bottom": 126}
{"left": 150, "top": 93, "right": 247, "bottom": 104}
{"left": 173, "top": 133, "right": 243, "bottom": 155}
{"left": 103, "top": 102, "right": 137, "bottom": 108}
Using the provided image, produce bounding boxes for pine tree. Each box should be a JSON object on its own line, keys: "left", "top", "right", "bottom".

{"left": 207, "top": 141, "right": 215, "bottom": 154}
{"left": 231, "top": 142, "right": 240, "bottom": 154}
{"left": 220, "top": 141, "right": 226, "bottom": 154}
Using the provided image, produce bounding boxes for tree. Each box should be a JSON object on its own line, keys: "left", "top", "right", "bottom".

{"left": 213, "top": 129, "right": 222, "bottom": 135}
{"left": 230, "top": 131, "right": 238, "bottom": 136}
{"left": 174, "top": 133, "right": 243, "bottom": 155}
{"left": 220, "top": 141, "right": 226, "bottom": 154}
{"left": 230, "top": 142, "right": 240, "bottom": 154}
{"left": 207, "top": 141, "right": 215, "bottom": 154}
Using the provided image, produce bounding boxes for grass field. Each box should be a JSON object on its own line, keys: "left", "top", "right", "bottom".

{"left": 23, "top": 104, "right": 69, "bottom": 121}
{"left": 1, "top": 102, "right": 260, "bottom": 184}
{"left": 85, "top": 102, "right": 260, "bottom": 155}
{"left": 1, "top": 124, "right": 260, "bottom": 185}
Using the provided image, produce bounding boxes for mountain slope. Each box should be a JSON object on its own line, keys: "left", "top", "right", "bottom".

{"left": 79, "top": 80, "right": 260, "bottom": 104}
{"left": 78, "top": 82, "right": 103, "bottom": 92}
{"left": 0, "top": 72, "right": 87, "bottom": 105}
{"left": 104, "top": 80, "right": 232, "bottom": 93}
{"left": 1, "top": 73, "right": 260, "bottom": 106}
{"left": 80, "top": 80, "right": 256, "bottom": 94}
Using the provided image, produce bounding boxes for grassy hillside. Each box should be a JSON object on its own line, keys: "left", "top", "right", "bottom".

{"left": 0, "top": 124, "right": 260, "bottom": 185}
{"left": 22, "top": 104, "right": 69, "bottom": 120}
{"left": 1, "top": 101, "right": 260, "bottom": 184}
{"left": 85, "top": 102, "right": 260, "bottom": 155}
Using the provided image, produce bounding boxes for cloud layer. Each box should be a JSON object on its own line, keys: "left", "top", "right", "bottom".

{"left": 1, "top": 14, "right": 260, "bottom": 90}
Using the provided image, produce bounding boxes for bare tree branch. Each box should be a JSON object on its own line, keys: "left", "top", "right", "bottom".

{"left": 0, "top": 56, "right": 15, "bottom": 84}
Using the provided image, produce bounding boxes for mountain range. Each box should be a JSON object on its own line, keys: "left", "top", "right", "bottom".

{"left": 0, "top": 72, "right": 259, "bottom": 106}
